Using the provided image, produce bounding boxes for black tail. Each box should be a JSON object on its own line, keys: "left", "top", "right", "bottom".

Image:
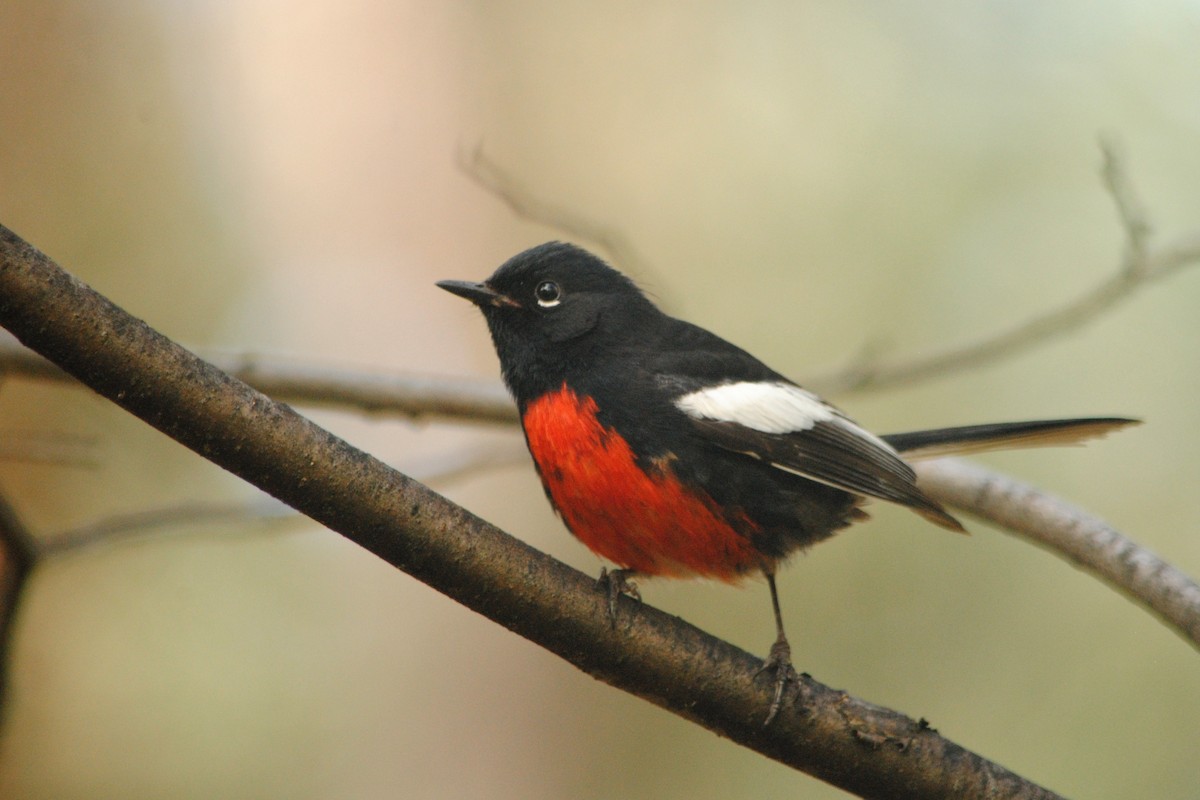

{"left": 883, "top": 417, "right": 1139, "bottom": 460}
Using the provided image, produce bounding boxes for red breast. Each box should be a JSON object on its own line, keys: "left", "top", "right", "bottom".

{"left": 521, "top": 384, "right": 764, "bottom": 582}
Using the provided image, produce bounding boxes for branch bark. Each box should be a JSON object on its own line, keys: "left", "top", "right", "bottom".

{"left": 0, "top": 225, "right": 1066, "bottom": 797}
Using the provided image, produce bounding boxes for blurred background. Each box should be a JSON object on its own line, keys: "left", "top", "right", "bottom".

{"left": 1, "top": 2, "right": 1198, "bottom": 798}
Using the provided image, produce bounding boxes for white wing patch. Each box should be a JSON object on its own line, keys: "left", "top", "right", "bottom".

{"left": 675, "top": 381, "right": 835, "bottom": 434}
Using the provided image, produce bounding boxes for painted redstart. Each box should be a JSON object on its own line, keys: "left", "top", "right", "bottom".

{"left": 438, "top": 241, "right": 1135, "bottom": 723}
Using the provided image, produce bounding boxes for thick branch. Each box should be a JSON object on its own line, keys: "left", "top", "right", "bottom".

{"left": 0, "top": 224, "right": 1063, "bottom": 797}
{"left": 916, "top": 459, "right": 1200, "bottom": 651}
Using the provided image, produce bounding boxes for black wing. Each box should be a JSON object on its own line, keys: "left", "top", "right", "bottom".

{"left": 672, "top": 378, "right": 964, "bottom": 532}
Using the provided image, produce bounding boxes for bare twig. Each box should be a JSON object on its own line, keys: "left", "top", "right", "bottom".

{"left": 458, "top": 144, "right": 652, "bottom": 278}
{"left": 11, "top": 144, "right": 1200, "bottom": 428}
{"left": 0, "top": 490, "right": 37, "bottom": 714}
{"left": 811, "top": 140, "right": 1200, "bottom": 394}
{"left": 39, "top": 498, "right": 296, "bottom": 557}
{"left": 36, "top": 445, "right": 526, "bottom": 557}
{"left": 2, "top": 288, "right": 1193, "bottom": 651}
{"left": 916, "top": 458, "right": 1200, "bottom": 651}
{"left": 7, "top": 338, "right": 1191, "bottom": 652}
{"left": 0, "top": 334, "right": 517, "bottom": 425}
{"left": 450, "top": 148, "right": 1200, "bottom": 647}
{"left": 458, "top": 143, "right": 1200, "bottom": 397}
{"left": 1098, "top": 134, "right": 1152, "bottom": 269}
{"left": 0, "top": 223, "right": 1066, "bottom": 798}
{"left": 0, "top": 429, "right": 98, "bottom": 467}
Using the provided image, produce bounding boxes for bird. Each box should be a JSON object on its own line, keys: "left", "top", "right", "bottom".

{"left": 438, "top": 241, "right": 1136, "bottom": 724}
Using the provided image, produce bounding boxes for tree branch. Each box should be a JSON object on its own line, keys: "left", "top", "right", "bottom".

{"left": 0, "top": 489, "right": 37, "bottom": 714}
{"left": 3, "top": 139, "right": 1197, "bottom": 426}
{"left": 37, "top": 499, "right": 295, "bottom": 557}
{"left": 0, "top": 224, "right": 1066, "bottom": 797}
{"left": 0, "top": 429, "right": 98, "bottom": 467}
{"left": 809, "top": 139, "right": 1200, "bottom": 393}
{"left": 12, "top": 328, "right": 1190, "bottom": 650}
{"left": 0, "top": 333, "right": 517, "bottom": 425}
{"left": 458, "top": 144, "right": 652, "bottom": 280}
{"left": 1, "top": 312, "right": 1196, "bottom": 652}
{"left": 915, "top": 458, "right": 1200, "bottom": 651}
{"left": 460, "top": 143, "right": 1200, "bottom": 397}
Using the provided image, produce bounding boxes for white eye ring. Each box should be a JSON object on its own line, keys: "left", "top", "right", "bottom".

{"left": 535, "top": 281, "right": 562, "bottom": 307}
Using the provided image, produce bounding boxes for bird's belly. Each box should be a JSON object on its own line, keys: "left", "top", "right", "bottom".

{"left": 522, "top": 385, "right": 762, "bottom": 581}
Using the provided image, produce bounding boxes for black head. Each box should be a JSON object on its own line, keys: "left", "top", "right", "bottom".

{"left": 438, "top": 242, "right": 662, "bottom": 400}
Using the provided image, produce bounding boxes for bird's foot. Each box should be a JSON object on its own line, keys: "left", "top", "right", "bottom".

{"left": 756, "top": 637, "right": 799, "bottom": 726}
{"left": 598, "top": 567, "right": 640, "bottom": 624}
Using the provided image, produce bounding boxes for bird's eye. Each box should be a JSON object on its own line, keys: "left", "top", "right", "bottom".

{"left": 535, "top": 281, "right": 562, "bottom": 308}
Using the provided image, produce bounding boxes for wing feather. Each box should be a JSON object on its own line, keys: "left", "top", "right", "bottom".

{"left": 675, "top": 381, "right": 964, "bottom": 531}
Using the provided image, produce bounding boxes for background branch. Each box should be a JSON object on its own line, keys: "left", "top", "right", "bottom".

{"left": 0, "top": 227, "right": 1066, "bottom": 798}
{"left": 0, "top": 490, "right": 37, "bottom": 714}
{"left": 915, "top": 458, "right": 1200, "bottom": 651}
{"left": 459, "top": 145, "right": 652, "bottom": 280}
{"left": 790, "top": 140, "right": 1200, "bottom": 394}
{"left": 35, "top": 443, "right": 529, "bottom": 558}
{"left": 2, "top": 140, "right": 1195, "bottom": 428}
{"left": 461, "top": 142, "right": 1200, "bottom": 397}
{"left": 37, "top": 499, "right": 296, "bottom": 557}
{"left": 2, "top": 312, "right": 1195, "bottom": 649}
{"left": 0, "top": 429, "right": 98, "bottom": 467}
{"left": 0, "top": 333, "right": 517, "bottom": 425}
{"left": 11, "top": 327, "right": 1191, "bottom": 648}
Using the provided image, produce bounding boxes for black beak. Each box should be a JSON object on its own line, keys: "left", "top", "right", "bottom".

{"left": 436, "top": 280, "right": 520, "bottom": 309}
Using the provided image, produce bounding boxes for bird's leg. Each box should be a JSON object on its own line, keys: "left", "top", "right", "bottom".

{"left": 598, "top": 567, "right": 640, "bottom": 624}
{"left": 756, "top": 571, "right": 798, "bottom": 725}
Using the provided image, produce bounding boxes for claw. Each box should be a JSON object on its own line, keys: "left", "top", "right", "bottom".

{"left": 598, "top": 567, "right": 640, "bottom": 624}
{"left": 756, "top": 637, "right": 799, "bottom": 726}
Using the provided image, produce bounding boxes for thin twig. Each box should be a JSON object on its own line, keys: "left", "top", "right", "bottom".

{"left": 811, "top": 139, "right": 1199, "bottom": 394}
{"left": 1098, "top": 134, "right": 1152, "bottom": 270}
{"left": 457, "top": 144, "right": 652, "bottom": 278}
{"left": 2, "top": 286, "right": 1194, "bottom": 649}
{"left": 39, "top": 499, "right": 296, "bottom": 557}
{"left": 458, "top": 143, "right": 1200, "bottom": 397}
{"left": 0, "top": 222, "right": 1065, "bottom": 799}
{"left": 0, "top": 489, "right": 38, "bottom": 715}
{"left": 11, "top": 145, "right": 1200, "bottom": 427}
{"left": 36, "top": 445, "right": 527, "bottom": 557}
{"left": 0, "top": 430, "right": 99, "bottom": 467}
{"left": 916, "top": 459, "right": 1200, "bottom": 651}
{"left": 0, "top": 334, "right": 517, "bottom": 425}
{"left": 8, "top": 334, "right": 1191, "bottom": 650}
